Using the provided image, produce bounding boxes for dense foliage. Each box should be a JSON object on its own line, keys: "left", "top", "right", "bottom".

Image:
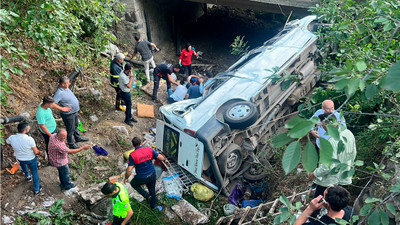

{"left": 274, "top": 0, "right": 400, "bottom": 224}
{"left": 0, "top": 0, "right": 123, "bottom": 143}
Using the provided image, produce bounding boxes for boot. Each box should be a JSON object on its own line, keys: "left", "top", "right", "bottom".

{"left": 115, "top": 100, "right": 121, "bottom": 110}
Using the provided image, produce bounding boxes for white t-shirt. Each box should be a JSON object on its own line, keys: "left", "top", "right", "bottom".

{"left": 6, "top": 133, "right": 36, "bottom": 161}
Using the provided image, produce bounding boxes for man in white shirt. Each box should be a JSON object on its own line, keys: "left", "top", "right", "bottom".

{"left": 6, "top": 122, "right": 43, "bottom": 195}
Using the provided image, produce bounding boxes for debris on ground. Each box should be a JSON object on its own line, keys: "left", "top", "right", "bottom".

{"left": 112, "top": 126, "right": 129, "bottom": 138}
{"left": 171, "top": 198, "right": 209, "bottom": 225}
{"left": 191, "top": 183, "right": 214, "bottom": 202}
{"left": 137, "top": 104, "right": 155, "bottom": 118}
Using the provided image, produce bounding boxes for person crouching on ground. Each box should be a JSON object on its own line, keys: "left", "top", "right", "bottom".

{"left": 101, "top": 181, "right": 133, "bottom": 225}
{"left": 124, "top": 137, "right": 169, "bottom": 209}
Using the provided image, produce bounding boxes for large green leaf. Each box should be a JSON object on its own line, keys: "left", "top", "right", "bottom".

{"left": 380, "top": 210, "right": 389, "bottom": 225}
{"left": 347, "top": 78, "right": 360, "bottom": 96}
{"left": 360, "top": 204, "right": 373, "bottom": 216}
{"left": 287, "top": 120, "right": 314, "bottom": 138}
{"left": 326, "top": 125, "right": 340, "bottom": 141}
{"left": 301, "top": 141, "right": 318, "bottom": 173}
{"left": 319, "top": 138, "right": 334, "bottom": 165}
{"left": 282, "top": 141, "right": 301, "bottom": 174}
{"left": 365, "top": 197, "right": 382, "bottom": 203}
{"left": 285, "top": 116, "right": 303, "bottom": 129}
{"left": 368, "top": 209, "right": 380, "bottom": 225}
{"left": 389, "top": 183, "right": 400, "bottom": 192}
{"left": 365, "top": 83, "right": 377, "bottom": 100}
{"left": 386, "top": 203, "right": 396, "bottom": 216}
{"left": 380, "top": 62, "right": 400, "bottom": 91}
{"left": 355, "top": 60, "right": 367, "bottom": 72}
{"left": 272, "top": 133, "right": 293, "bottom": 148}
{"left": 335, "top": 78, "right": 349, "bottom": 90}
{"left": 279, "top": 195, "right": 290, "bottom": 207}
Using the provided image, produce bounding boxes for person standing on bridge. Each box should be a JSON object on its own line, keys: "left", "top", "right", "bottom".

{"left": 131, "top": 35, "right": 160, "bottom": 83}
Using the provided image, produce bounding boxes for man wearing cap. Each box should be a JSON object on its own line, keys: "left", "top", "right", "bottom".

{"left": 152, "top": 63, "right": 180, "bottom": 101}
{"left": 131, "top": 35, "right": 159, "bottom": 83}
{"left": 110, "top": 53, "right": 125, "bottom": 110}
{"left": 101, "top": 181, "right": 133, "bottom": 225}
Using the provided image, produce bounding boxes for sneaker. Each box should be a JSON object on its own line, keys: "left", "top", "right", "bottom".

{"left": 34, "top": 186, "right": 42, "bottom": 195}
{"left": 27, "top": 176, "right": 32, "bottom": 181}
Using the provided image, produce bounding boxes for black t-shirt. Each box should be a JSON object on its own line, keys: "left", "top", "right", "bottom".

{"left": 154, "top": 64, "right": 173, "bottom": 78}
{"left": 305, "top": 206, "right": 357, "bottom": 225}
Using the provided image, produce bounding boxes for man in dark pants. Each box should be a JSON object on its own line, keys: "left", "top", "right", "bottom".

{"left": 110, "top": 53, "right": 125, "bottom": 110}
{"left": 36, "top": 96, "right": 69, "bottom": 158}
{"left": 124, "top": 137, "right": 169, "bottom": 209}
{"left": 119, "top": 64, "right": 137, "bottom": 127}
{"left": 54, "top": 76, "right": 89, "bottom": 149}
{"left": 152, "top": 63, "right": 180, "bottom": 101}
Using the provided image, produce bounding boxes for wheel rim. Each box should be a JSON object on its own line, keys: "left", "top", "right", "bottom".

{"left": 228, "top": 105, "right": 251, "bottom": 119}
{"left": 227, "top": 151, "right": 240, "bottom": 169}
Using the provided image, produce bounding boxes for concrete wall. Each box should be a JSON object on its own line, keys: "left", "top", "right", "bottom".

{"left": 112, "top": 0, "right": 204, "bottom": 63}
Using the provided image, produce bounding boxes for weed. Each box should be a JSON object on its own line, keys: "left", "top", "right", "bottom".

{"left": 118, "top": 135, "right": 127, "bottom": 147}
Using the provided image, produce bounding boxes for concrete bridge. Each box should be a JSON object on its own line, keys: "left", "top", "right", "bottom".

{"left": 186, "top": 0, "right": 318, "bottom": 15}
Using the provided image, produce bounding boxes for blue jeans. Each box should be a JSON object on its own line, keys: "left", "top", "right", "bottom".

{"left": 121, "top": 91, "right": 132, "bottom": 123}
{"left": 18, "top": 157, "right": 40, "bottom": 193}
{"left": 56, "top": 164, "right": 73, "bottom": 190}
{"left": 167, "top": 89, "right": 176, "bottom": 103}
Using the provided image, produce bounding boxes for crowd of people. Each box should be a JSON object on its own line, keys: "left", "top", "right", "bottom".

{"left": 4, "top": 32, "right": 359, "bottom": 225}
{"left": 109, "top": 36, "right": 215, "bottom": 126}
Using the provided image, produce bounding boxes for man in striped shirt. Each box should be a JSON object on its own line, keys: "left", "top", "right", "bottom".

{"left": 48, "top": 128, "right": 90, "bottom": 190}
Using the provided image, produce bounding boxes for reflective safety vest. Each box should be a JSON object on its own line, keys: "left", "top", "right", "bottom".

{"left": 112, "top": 182, "right": 132, "bottom": 218}
{"left": 110, "top": 74, "right": 120, "bottom": 87}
